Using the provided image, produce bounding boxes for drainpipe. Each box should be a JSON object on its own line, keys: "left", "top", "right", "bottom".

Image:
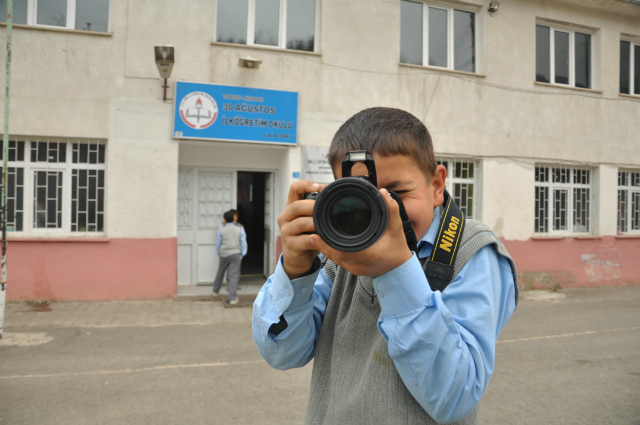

{"left": 0, "top": 0, "right": 13, "bottom": 338}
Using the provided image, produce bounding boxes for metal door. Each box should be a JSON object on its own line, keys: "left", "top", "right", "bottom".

{"left": 177, "top": 168, "right": 235, "bottom": 285}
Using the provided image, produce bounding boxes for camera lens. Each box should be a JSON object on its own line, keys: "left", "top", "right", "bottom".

{"left": 329, "top": 194, "right": 372, "bottom": 237}
{"left": 312, "top": 177, "right": 388, "bottom": 252}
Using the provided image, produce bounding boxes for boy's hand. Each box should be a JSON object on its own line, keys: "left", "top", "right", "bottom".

{"left": 309, "top": 189, "right": 412, "bottom": 278}
{"left": 278, "top": 180, "right": 326, "bottom": 280}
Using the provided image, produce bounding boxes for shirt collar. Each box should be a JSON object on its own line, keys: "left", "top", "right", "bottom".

{"left": 417, "top": 206, "right": 441, "bottom": 258}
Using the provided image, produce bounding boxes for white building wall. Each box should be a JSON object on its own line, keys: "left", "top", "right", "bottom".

{"left": 0, "top": 0, "right": 637, "bottom": 243}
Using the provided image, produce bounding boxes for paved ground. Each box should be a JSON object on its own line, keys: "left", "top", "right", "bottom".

{"left": 1, "top": 286, "right": 639, "bottom": 425}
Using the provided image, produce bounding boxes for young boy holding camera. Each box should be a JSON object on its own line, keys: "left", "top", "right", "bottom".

{"left": 252, "top": 107, "right": 518, "bottom": 425}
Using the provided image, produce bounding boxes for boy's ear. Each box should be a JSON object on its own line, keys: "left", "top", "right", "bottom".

{"left": 432, "top": 165, "right": 447, "bottom": 207}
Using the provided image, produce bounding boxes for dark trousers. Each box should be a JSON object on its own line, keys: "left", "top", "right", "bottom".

{"left": 213, "top": 254, "right": 241, "bottom": 300}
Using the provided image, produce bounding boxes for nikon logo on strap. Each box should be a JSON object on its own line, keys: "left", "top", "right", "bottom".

{"left": 425, "top": 189, "right": 465, "bottom": 292}
{"left": 438, "top": 215, "right": 461, "bottom": 252}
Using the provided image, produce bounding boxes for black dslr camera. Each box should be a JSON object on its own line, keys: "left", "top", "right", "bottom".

{"left": 303, "top": 151, "right": 389, "bottom": 252}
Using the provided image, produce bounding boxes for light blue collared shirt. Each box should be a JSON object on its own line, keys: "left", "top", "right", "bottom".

{"left": 252, "top": 208, "right": 516, "bottom": 423}
{"left": 216, "top": 223, "right": 248, "bottom": 258}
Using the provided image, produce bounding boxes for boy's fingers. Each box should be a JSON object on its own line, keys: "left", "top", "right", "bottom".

{"left": 287, "top": 180, "right": 321, "bottom": 205}
{"left": 281, "top": 216, "right": 315, "bottom": 237}
{"left": 278, "top": 200, "right": 315, "bottom": 227}
{"left": 286, "top": 234, "right": 319, "bottom": 253}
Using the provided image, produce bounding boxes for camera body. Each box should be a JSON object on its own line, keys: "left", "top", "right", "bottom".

{"left": 303, "top": 151, "right": 389, "bottom": 252}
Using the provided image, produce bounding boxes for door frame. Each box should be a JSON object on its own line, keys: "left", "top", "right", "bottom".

{"left": 177, "top": 166, "right": 279, "bottom": 285}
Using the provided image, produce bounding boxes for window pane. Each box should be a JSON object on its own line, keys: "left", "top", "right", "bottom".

{"left": 553, "top": 189, "right": 567, "bottom": 231}
{"left": 535, "top": 186, "right": 548, "bottom": 233}
{"left": 620, "top": 41, "right": 631, "bottom": 94}
{"left": 37, "top": 0, "right": 68, "bottom": 27}
{"left": 400, "top": 0, "right": 423, "bottom": 65}
{"left": 618, "top": 189, "right": 628, "bottom": 233}
{"left": 574, "top": 32, "right": 591, "bottom": 89}
{"left": 33, "top": 170, "right": 63, "bottom": 229}
{"left": 0, "top": 0, "right": 28, "bottom": 24}
{"left": 536, "top": 26, "right": 551, "bottom": 83}
{"left": 573, "top": 188, "right": 590, "bottom": 233}
{"left": 428, "top": 7, "right": 447, "bottom": 68}
{"left": 454, "top": 183, "right": 473, "bottom": 218}
{"left": 453, "top": 10, "right": 474, "bottom": 72}
{"left": 635, "top": 45, "right": 640, "bottom": 95}
{"left": 632, "top": 192, "right": 640, "bottom": 230}
{"left": 0, "top": 167, "right": 24, "bottom": 231}
{"left": 217, "top": 0, "right": 248, "bottom": 44}
{"left": 286, "top": 0, "right": 315, "bottom": 51}
{"left": 75, "top": 0, "right": 110, "bottom": 32}
{"left": 554, "top": 31, "right": 570, "bottom": 85}
{"left": 255, "top": 0, "right": 279, "bottom": 46}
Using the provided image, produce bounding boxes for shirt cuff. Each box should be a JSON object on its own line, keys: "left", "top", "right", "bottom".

{"left": 271, "top": 255, "right": 321, "bottom": 314}
{"left": 373, "top": 253, "right": 435, "bottom": 317}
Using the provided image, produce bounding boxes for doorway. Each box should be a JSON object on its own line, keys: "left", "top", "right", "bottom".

{"left": 236, "top": 172, "right": 267, "bottom": 276}
{"left": 177, "top": 167, "right": 275, "bottom": 286}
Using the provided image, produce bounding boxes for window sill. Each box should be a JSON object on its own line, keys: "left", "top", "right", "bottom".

{"left": 211, "top": 41, "right": 321, "bottom": 57}
{"left": 532, "top": 236, "right": 565, "bottom": 240}
{"left": 534, "top": 81, "right": 603, "bottom": 94}
{"left": 619, "top": 93, "right": 640, "bottom": 101}
{"left": 0, "top": 22, "right": 112, "bottom": 37}
{"left": 615, "top": 234, "right": 640, "bottom": 239}
{"left": 399, "top": 63, "right": 486, "bottom": 78}
{"left": 532, "top": 235, "right": 600, "bottom": 240}
{"left": 8, "top": 237, "right": 111, "bottom": 243}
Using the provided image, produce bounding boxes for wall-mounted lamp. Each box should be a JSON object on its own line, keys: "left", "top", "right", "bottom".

{"left": 154, "top": 45, "right": 174, "bottom": 101}
{"left": 488, "top": 1, "right": 500, "bottom": 13}
{"left": 238, "top": 57, "right": 262, "bottom": 69}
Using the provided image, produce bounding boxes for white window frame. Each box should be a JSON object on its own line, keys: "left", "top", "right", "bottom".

{"left": 214, "top": 0, "right": 321, "bottom": 53}
{"left": 400, "top": 0, "right": 483, "bottom": 74}
{"left": 620, "top": 37, "right": 640, "bottom": 96}
{"left": 436, "top": 157, "right": 481, "bottom": 221}
{"left": 4, "top": 137, "right": 108, "bottom": 238}
{"left": 617, "top": 169, "right": 640, "bottom": 235}
{"left": 534, "top": 164, "right": 597, "bottom": 236}
{"left": 536, "top": 20, "right": 596, "bottom": 89}
{"left": 15, "top": 0, "right": 111, "bottom": 32}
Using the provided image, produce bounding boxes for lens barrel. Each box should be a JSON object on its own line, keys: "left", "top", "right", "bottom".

{"left": 311, "top": 177, "right": 388, "bottom": 252}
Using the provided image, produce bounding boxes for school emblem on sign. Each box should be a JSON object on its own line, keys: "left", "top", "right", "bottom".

{"left": 179, "top": 91, "right": 218, "bottom": 129}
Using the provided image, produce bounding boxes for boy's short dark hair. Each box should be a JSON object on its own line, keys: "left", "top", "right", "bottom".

{"left": 223, "top": 210, "right": 235, "bottom": 223}
{"left": 327, "top": 107, "right": 437, "bottom": 180}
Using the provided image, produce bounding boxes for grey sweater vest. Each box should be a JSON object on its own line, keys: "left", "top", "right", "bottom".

{"left": 304, "top": 219, "right": 519, "bottom": 425}
{"left": 219, "top": 225, "right": 242, "bottom": 257}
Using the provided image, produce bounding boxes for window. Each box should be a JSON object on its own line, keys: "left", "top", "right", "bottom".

{"left": 536, "top": 24, "right": 592, "bottom": 89}
{"left": 0, "top": 0, "right": 110, "bottom": 32}
{"left": 534, "top": 165, "right": 595, "bottom": 235}
{"left": 617, "top": 170, "right": 640, "bottom": 234}
{"left": 0, "top": 138, "right": 107, "bottom": 235}
{"left": 620, "top": 40, "right": 640, "bottom": 96}
{"left": 437, "top": 158, "right": 478, "bottom": 220}
{"left": 215, "top": 0, "right": 318, "bottom": 52}
{"left": 401, "top": 1, "right": 477, "bottom": 73}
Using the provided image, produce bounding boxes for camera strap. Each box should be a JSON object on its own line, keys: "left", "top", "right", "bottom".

{"left": 424, "top": 189, "right": 465, "bottom": 292}
{"left": 388, "top": 191, "right": 419, "bottom": 253}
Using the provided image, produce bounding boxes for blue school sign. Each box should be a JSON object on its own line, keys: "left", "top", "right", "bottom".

{"left": 172, "top": 81, "right": 298, "bottom": 145}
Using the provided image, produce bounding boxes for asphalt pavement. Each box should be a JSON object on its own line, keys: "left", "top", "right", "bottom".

{"left": 1, "top": 286, "right": 639, "bottom": 425}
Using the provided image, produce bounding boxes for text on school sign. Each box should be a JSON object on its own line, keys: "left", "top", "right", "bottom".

{"left": 173, "top": 81, "right": 298, "bottom": 145}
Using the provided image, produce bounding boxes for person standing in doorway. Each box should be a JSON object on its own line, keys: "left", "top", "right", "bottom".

{"left": 213, "top": 210, "right": 248, "bottom": 304}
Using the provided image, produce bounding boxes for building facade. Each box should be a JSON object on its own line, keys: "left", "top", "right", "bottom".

{"left": 1, "top": 0, "right": 639, "bottom": 301}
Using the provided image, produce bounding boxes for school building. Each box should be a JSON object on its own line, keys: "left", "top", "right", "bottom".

{"left": 1, "top": 0, "right": 639, "bottom": 301}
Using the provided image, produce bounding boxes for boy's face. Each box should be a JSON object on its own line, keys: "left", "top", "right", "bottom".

{"left": 334, "top": 152, "right": 446, "bottom": 240}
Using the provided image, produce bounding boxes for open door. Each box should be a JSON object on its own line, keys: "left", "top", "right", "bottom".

{"left": 177, "top": 168, "right": 236, "bottom": 285}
